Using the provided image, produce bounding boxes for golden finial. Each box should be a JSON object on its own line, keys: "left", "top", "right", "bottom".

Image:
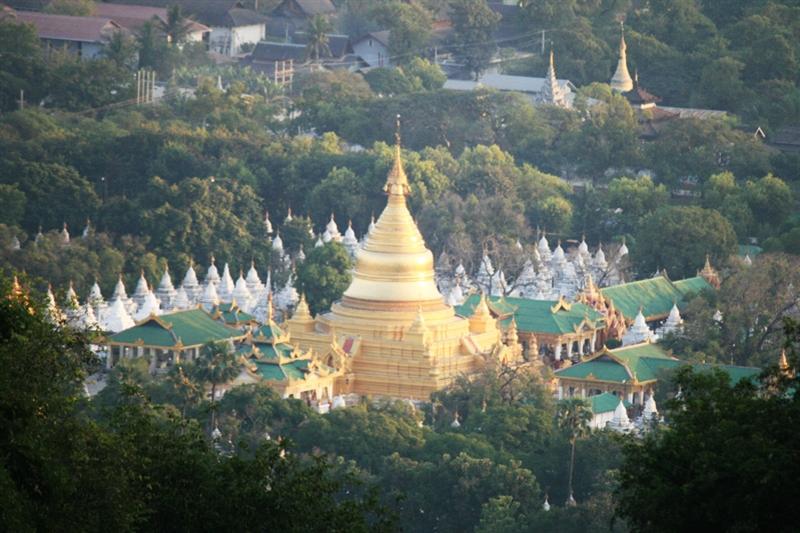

{"left": 384, "top": 115, "right": 410, "bottom": 197}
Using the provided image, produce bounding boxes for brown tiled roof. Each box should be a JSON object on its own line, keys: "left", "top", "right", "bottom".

{"left": 13, "top": 11, "right": 122, "bottom": 43}
{"left": 93, "top": 3, "right": 209, "bottom": 33}
{"left": 102, "top": 0, "right": 265, "bottom": 27}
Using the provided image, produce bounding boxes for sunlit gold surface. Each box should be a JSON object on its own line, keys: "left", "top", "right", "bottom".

{"left": 288, "top": 141, "right": 508, "bottom": 399}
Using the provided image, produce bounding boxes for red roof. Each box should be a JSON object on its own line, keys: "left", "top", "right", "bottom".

{"left": 14, "top": 11, "right": 122, "bottom": 43}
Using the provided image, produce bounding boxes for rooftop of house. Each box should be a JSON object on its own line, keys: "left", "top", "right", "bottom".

{"left": 12, "top": 10, "right": 123, "bottom": 43}
{"left": 292, "top": 31, "right": 352, "bottom": 58}
{"left": 101, "top": 0, "right": 266, "bottom": 28}
{"left": 271, "top": 0, "right": 335, "bottom": 18}
{"left": 92, "top": 2, "right": 209, "bottom": 33}
{"left": 444, "top": 73, "right": 575, "bottom": 94}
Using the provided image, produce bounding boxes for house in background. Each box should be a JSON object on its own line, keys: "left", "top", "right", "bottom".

{"left": 352, "top": 30, "right": 390, "bottom": 68}
{"left": 10, "top": 11, "right": 125, "bottom": 59}
{"left": 103, "top": 0, "right": 267, "bottom": 56}
{"left": 93, "top": 2, "right": 209, "bottom": 45}
{"left": 268, "top": 0, "right": 336, "bottom": 36}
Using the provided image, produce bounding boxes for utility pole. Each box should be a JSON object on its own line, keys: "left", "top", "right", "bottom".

{"left": 541, "top": 30, "right": 546, "bottom": 55}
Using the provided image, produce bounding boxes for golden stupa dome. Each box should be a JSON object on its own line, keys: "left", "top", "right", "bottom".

{"left": 341, "top": 128, "right": 445, "bottom": 311}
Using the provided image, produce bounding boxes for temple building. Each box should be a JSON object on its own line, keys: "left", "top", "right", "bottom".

{"left": 554, "top": 343, "right": 760, "bottom": 407}
{"left": 609, "top": 22, "right": 633, "bottom": 93}
{"left": 233, "top": 297, "right": 340, "bottom": 409}
{"left": 287, "top": 129, "right": 515, "bottom": 400}
{"left": 455, "top": 294, "right": 605, "bottom": 363}
{"left": 105, "top": 309, "right": 246, "bottom": 371}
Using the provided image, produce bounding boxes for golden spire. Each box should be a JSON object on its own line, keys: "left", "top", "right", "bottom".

{"left": 383, "top": 115, "right": 410, "bottom": 197}
{"left": 267, "top": 291, "right": 274, "bottom": 323}
{"left": 341, "top": 116, "right": 444, "bottom": 307}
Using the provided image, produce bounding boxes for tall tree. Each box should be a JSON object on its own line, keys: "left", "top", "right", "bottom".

{"left": 448, "top": 0, "right": 501, "bottom": 80}
{"left": 159, "top": 5, "right": 192, "bottom": 46}
{"left": 556, "top": 398, "right": 592, "bottom": 506}
{"left": 306, "top": 14, "right": 333, "bottom": 61}
{"left": 192, "top": 341, "right": 242, "bottom": 426}
{"left": 295, "top": 242, "right": 352, "bottom": 314}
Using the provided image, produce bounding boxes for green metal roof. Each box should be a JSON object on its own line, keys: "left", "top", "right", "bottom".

{"left": 738, "top": 244, "right": 762, "bottom": 257}
{"left": 455, "top": 295, "right": 604, "bottom": 335}
{"left": 556, "top": 342, "right": 761, "bottom": 385}
{"left": 599, "top": 275, "right": 711, "bottom": 322}
{"left": 673, "top": 276, "right": 712, "bottom": 297}
{"left": 109, "top": 309, "right": 243, "bottom": 348}
{"left": 589, "top": 392, "right": 630, "bottom": 414}
{"left": 212, "top": 303, "right": 256, "bottom": 325}
{"left": 254, "top": 359, "right": 311, "bottom": 382}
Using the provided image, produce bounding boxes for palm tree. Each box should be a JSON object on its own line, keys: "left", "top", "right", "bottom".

{"left": 102, "top": 30, "right": 136, "bottom": 68}
{"left": 193, "top": 341, "right": 242, "bottom": 427}
{"left": 159, "top": 5, "right": 192, "bottom": 46}
{"left": 557, "top": 398, "right": 592, "bottom": 506}
{"left": 305, "top": 14, "right": 332, "bottom": 62}
{"left": 136, "top": 19, "right": 161, "bottom": 69}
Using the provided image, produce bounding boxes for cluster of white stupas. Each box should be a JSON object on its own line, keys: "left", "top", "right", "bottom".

{"left": 47, "top": 257, "right": 301, "bottom": 334}
{"left": 266, "top": 209, "right": 366, "bottom": 262}
{"left": 606, "top": 394, "right": 662, "bottom": 434}
{"left": 438, "top": 234, "right": 629, "bottom": 306}
{"left": 619, "top": 303, "right": 684, "bottom": 347}
{"left": 7, "top": 220, "right": 93, "bottom": 252}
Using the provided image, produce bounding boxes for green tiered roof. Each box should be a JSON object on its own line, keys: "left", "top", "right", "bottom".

{"left": 556, "top": 343, "right": 760, "bottom": 385}
{"left": 455, "top": 295, "right": 604, "bottom": 334}
{"left": 212, "top": 302, "right": 256, "bottom": 326}
{"left": 600, "top": 275, "right": 712, "bottom": 321}
{"left": 589, "top": 392, "right": 631, "bottom": 414}
{"left": 109, "top": 309, "right": 243, "bottom": 347}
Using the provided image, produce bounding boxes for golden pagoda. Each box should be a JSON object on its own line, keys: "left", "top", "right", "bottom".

{"left": 288, "top": 124, "right": 511, "bottom": 399}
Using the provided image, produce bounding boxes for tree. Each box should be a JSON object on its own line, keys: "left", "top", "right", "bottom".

{"left": 159, "top": 5, "right": 192, "bottom": 46}
{"left": 556, "top": 399, "right": 592, "bottom": 505}
{"left": 136, "top": 19, "right": 164, "bottom": 69}
{"left": 448, "top": 0, "right": 501, "bottom": 80}
{"left": 633, "top": 206, "right": 737, "bottom": 278}
{"left": 191, "top": 341, "right": 242, "bottom": 426}
{"left": 102, "top": 30, "right": 137, "bottom": 69}
{"left": 295, "top": 242, "right": 352, "bottom": 314}
{"left": 370, "top": 2, "right": 432, "bottom": 64}
{"left": 0, "top": 184, "right": 25, "bottom": 226}
{"left": 605, "top": 175, "right": 669, "bottom": 237}
{"left": 617, "top": 349, "right": 800, "bottom": 532}
{"left": 43, "top": 0, "right": 95, "bottom": 16}
{"left": 306, "top": 14, "right": 333, "bottom": 61}
{"left": 0, "top": 20, "right": 49, "bottom": 112}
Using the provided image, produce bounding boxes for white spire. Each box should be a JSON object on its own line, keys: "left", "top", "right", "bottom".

{"left": 272, "top": 232, "right": 284, "bottom": 256}
{"left": 245, "top": 261, "right": 264, "bottom": 294}
{"left": 475, "top": 253, "right": 495, "bottom": 293}
{"left": 205, "top": 256, "right": 220, "bottom": 286}
{"left": 284, "top": 207, "right": 293, "bottom": 223}
{"left": 446, "top": 281, "right": 464, "bottom": 306}
{"left": 660, "top": 303, "right": 683, "bottom": 335}
{"left": 82, "top": 219, "right": 91, "bottom": 239}
{"left": 183, "top": 262, "right": 199, "bottom": 288}
{"left": 264, "top": 210, "right": 273, "bottom": 234}
{"left": 622, "top": 307, "right": 656, "bottom": 346}
{"left": 111, "top": 274, "right": 128, "bottom": 303}
{"left": 132, "top": 271, "right": 150, "bottom": 308}
{"left": 743, "top": 254, "right": 752, "bottom": 266}
{"left": 172, "top": 286, "right": 191, "bottom": 310}
{"left": 232, "top": 272, "right": 253, "bottom": 312}
{"left": 218, "top": 263, "right": 235, "bottom": 303}
{"left": 593, "top": 244, "right": 607, "bottom": 268}
{"left": 101, "top": 297, "right": 135, "bottom": 332}
{"left": 134, "top": 291, "right": 161, "bottom": 321}
{"left": 618, "top": 238, "right": 629, "bottom": 258}
{"left": 608, "top": 398, "right": 633, "bottom": 433}
{"left": 538, "top": 233, "right": 552, "bottom": 263}
{"left": 325, "top": 213, "right": 342, "bottom": 242}
{"left": 296, "top": 245, "right": 306, "bottom": 262}
{"left": 10, "top": 235, "right": 21, "bottom": 251}
{"left": 87, "top": 280, "right": 104, "bottom": 306}
{"left": 368, "top": 214, "right": 376, "bottom": 234}
{"left": 543, "top": 496, "right": 551, "bottom": 512}
{"left": 343, "top": 220, "right": 359, "bottom": 257}
{"left": 610, "top": 22, "right": 634, "bottom": 92}
{"left": 643, "top": 394, "right": 658, "bottom": 419}
{"left": 200, "top": 281, "right": 219, "bottom": 311}
{"left": 156, "top": 265, "right": 177, "bottom": 309}
{"left": 315, "top": 234, "right": 324, "bottom": 247}
{"left": 275, "top": 273, "right": 299, "bottom": 313}
{"left": 515, "top": 239, "right": 523, "bottom": 250}
{"left": 60, "top": 222, "right": 70, "bottom": 245}
{"left": 65, "top": 281, "right": 79, "bottom": 310}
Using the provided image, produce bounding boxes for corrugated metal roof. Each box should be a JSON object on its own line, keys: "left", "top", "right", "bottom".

{"left": 14, "top": 11, "right": 122, "bottom": 43}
